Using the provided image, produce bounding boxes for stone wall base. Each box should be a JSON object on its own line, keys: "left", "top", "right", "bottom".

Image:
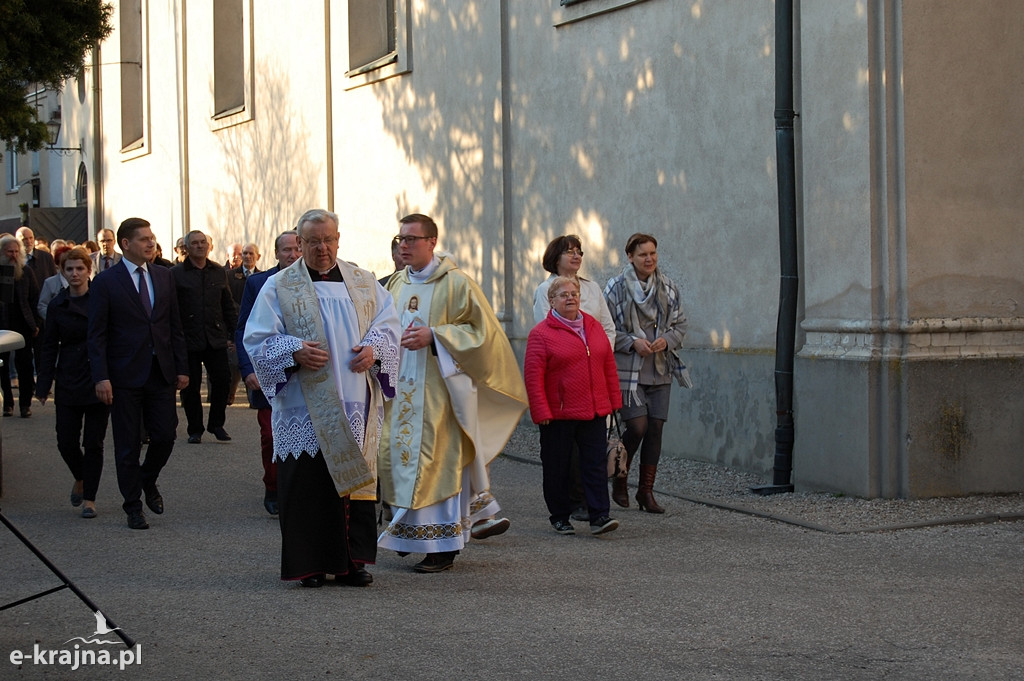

{"left": 794, "top": 355, "right": 1024, "bottom": 498}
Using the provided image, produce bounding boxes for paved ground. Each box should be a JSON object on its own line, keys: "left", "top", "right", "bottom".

{"left": 1, "top": 402, "right": 1022, "bottom": 680}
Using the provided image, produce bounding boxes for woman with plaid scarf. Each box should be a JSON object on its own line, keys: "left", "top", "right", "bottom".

{"left": 603, "top": 233, "right": 690, "bottom": 513}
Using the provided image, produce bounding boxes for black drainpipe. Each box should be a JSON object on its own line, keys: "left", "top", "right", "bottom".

{"left": 752, "top": 0, "right": 797, "bottom": 495}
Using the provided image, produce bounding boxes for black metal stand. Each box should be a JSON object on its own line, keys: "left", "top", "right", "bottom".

{"left": 0, "top": 509, "right": 135, "bottom": 647}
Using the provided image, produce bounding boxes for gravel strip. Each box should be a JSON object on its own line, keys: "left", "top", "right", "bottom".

{"left": 500, "top": 424, "right": 1024, "bottom": 533}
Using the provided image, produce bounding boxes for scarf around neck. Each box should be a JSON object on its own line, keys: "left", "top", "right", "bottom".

{"left": 551, "top": 308, "right": 587, "bottom": 342}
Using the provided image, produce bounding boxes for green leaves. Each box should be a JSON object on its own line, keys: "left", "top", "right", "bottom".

{"left": 0, "top": 0, "right": 113, "bottom": 152}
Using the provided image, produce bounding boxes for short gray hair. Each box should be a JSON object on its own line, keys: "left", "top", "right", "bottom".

{"left": 296, "top": 209, "right": 339, "bottom": 238}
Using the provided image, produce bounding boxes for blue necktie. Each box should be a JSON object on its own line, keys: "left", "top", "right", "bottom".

{"left": 136, "top": 266, "right": 153, "bottom": 316}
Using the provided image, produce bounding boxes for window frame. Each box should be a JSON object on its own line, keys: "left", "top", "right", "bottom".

{"left": 6, "top": 149, "right": 19, "bottom": 193}
{"left": 554, "top": 0, "right": 651, "bottom": 27}
{"left": 75, "top": 163, "right": 89, "bottom": 207}
{"left": 211, "top": 0, "right": 254, "bottom": 130}
{"left": 343, "top": 0, "right": 411, "bottom": 90}
{"left": 119, "top": 0, "right": 151, "bottom": 160}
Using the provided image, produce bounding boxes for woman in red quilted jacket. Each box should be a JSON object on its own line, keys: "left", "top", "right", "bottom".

{"left": 524, "top": 276, "right": 623, "bottom": 536}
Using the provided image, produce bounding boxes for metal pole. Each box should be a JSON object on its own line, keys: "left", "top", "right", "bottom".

{"left": 752, "top": 0, "right": 797, "bottom": 495}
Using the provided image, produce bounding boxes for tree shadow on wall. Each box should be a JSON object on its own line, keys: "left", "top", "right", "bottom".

{"left": 365, "top": 2, "right": 780, "bottom": 472}
{"left": 209, "top": 61, "right": 320, "bottom": 257}
{"left": 365, "top": 4, "right": 507, "bottom": 305}
{"left": 365, "top": 3, "right": 777, "bottom": 336}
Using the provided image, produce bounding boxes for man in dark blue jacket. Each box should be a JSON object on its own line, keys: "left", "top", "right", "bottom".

{"left": 235, "top": 230, "right": 301, "bottom": 515}
{"left": 88, "top": 218, "right": 189, "bottom": 530}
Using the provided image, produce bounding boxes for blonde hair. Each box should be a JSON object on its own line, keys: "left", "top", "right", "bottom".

{"left": 547, "top": 275, "right": 580, "bottom": 301}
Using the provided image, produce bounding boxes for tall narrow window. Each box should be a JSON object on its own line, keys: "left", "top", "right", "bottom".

{"left": 6, "top": 150, "right": 18, "bottom": 192}
{"left": 347, "top": 0, "right": 396, "bottom": 75}
{"left": 120, "top": 0, "right": 145, "bottom": 150}
{"left": 214, "top": 0, "right": 245, "bottom": 116}
{"left": 76, "top": 163, "right": 89, "bottom": 207}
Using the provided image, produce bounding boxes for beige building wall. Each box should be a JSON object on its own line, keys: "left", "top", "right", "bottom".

{"left": 796, "top": 0, "right": 1024, "bottom": 497}
{"left": 903, "top": 2, "right": 1024, "bottom": 319}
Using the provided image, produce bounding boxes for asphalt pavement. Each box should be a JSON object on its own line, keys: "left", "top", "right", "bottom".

{"left": 1, "top": 401, "right": 1021, "bottom": 680}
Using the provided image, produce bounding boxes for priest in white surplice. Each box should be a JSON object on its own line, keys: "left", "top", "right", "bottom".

{"left": 378, "top": 213, "right": 528, "bottom": 573}
{"left": 244, "top": 209, "right": 400, "bottom": 588}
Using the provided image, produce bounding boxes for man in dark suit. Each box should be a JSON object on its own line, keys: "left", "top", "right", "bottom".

{"left": 227, "top": 242, "right": 261, "bottom": 302}
{"left": 226, "top": 242, "right": 260, "bottom": 405}
{"left": 235, "top": 230, "right": 300, "bottom": 515}
{"left": 16, "top": 226, "right": 57, "bottom": 286}
{"left": 91, "top": 228, "right": 123, "bottom": 274}
{"left": 88, "top": 217, "right": 189, "bottom": 530}
{"left": 17, "top": 226, "right": 56, "bottom": 372}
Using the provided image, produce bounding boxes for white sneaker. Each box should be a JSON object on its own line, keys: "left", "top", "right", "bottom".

{"left": 471, "top": 517, "right": 510, "bottom": 540}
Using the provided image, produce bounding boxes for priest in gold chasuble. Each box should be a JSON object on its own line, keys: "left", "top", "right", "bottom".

{"left": 378, "top": 214, "right": 527, "bottom": 573}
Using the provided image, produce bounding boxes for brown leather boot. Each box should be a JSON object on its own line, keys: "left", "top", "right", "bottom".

{"left": 611, "top": 474, "right": 630, "bottom": 508}
{"left": 635, "top": 464, "right": 665, "bottom": 514}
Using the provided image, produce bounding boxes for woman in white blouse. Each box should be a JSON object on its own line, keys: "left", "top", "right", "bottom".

{"left": 532, "top": 234, "right": 615, "bottom": 348}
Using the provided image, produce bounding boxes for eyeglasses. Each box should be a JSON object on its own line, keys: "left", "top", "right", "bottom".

{"left": 554, "top": 291, "right": 580, "bottom": 300}
{"left": 563, "top": 248, "right": 584, "bottom": 257}
{"left": 394, "top": 235, "right": 434, "bottom": 245}
{"left": 301, "top": 235, "right": 339, "bottom": 248}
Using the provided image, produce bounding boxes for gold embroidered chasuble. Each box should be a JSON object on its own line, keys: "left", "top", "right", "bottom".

{"left": 380, "top": 256, "right": 527, "bottom": 510}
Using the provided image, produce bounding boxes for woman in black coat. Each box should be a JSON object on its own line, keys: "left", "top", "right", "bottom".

{"left": 35, "top": 247, "right": 111, "bottom": 518}
{"left": 0, "top": 234, "right": 41, "bottom": 417}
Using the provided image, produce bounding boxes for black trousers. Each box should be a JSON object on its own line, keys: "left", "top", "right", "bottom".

{"left": 55, "top": 401, "right": 111, "bottom": 501}
{"left": 1, "top": 346, "right": 35, "bottom": 411}
{"left": 110, "top": 358, "right": 178, "bottom": 514}
{"left": 180, "top": 346, "right": 230, "bottom": 436}
{"left": 538, "top": 416, "right": 611, "bottom": 524}
{"left": 277, "top": 453, "right": 377, "bottom": 581}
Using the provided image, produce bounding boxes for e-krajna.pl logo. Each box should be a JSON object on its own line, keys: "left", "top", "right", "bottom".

{"left": 8, "top": 610, "right": 142, "bottom": 671}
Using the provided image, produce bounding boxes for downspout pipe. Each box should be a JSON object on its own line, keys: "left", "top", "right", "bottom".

{"left": 752, "top": 0, "right": 797, "bottom": 495}
{"left": 91, "top": 43, "right": 103, "bottom": 233}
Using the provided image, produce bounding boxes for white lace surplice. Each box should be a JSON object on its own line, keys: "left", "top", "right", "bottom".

{"left": 243, "top": 273, "right": 400, "bottom": 463}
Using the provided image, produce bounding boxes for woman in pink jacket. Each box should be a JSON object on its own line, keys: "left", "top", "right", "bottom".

{"left": 524, "top": 276, "right": 623, "bottom": 536}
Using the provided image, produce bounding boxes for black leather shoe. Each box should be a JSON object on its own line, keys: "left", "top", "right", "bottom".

{"left": 145, "top": 489, "right": 164, "bottom": 515}
{"left": 127, "top": 510, "right": 149, "bottom": 530}
{"left": 208, "top": 426, "right": 231, "bottom": 441}
{"left": 20, "top": 408, "right": 31, "bottom": 418}
{"left": 339, "top": 568, "right": 373, "bottom": 587}
{"left": 187, "top": 434, "right": 202, "bottom": 444}
{"left": 413, "top": 551, "right": 456, "bottom": 573}
{"left": 263, "top": 495, "right": 279, "bottom": 516}
{"left": 300, "top": 574, "right": 325, "bottom": 588}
